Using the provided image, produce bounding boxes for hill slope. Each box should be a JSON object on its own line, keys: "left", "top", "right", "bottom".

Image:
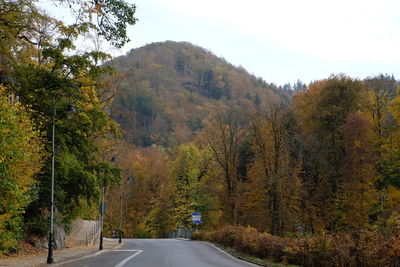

{"left": 110, "top": 41, "right": 290, "bottom": 146}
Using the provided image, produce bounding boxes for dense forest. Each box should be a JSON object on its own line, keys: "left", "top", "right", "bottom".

{"left": 109, "top": 41, "right": 294, "bottom": 147}
{"left": 104, "top": 42, "right": 400, "bottom": 265}
{"left": 1, "top": 0, "right": 400, "bottom": 266}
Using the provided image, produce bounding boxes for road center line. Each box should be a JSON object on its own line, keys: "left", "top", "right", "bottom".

{"left": 165, "top": 245, "right": 171, "bottom": 267}
{"left": 114, "top": 250, "right": 143, "bottom": 267}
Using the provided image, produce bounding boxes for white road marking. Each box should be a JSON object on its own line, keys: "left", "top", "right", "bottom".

{"left": 207, "top": 243, "right": 261, "bottom": 266}
{"left": 114, "top": 250, "right": 140, "bottom": 252}
{"left": 165, "top": 245, "right": 171, "bottom": 267}
{"left": 114, "top": 250, "right": 143, "bottom": 267}
{"left": 52, "top": 243, "right": 127, "bottom": 266}
{"left": 53, "top": 249, "right": 108, "bottom": 266}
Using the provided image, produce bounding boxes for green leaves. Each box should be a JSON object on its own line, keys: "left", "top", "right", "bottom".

{"left": 0, "top": 0, "right": 136, "bottom": 253}
{"left": 0, "top": 88, "right": 45, "bottom": 255}
{"left": 172, "top": 144, "right": 203, "bottom": 228}
{"left": 53, "top": 0, "right": 137, "bottom": 48}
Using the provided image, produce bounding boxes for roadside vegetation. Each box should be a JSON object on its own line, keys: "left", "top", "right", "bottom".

{"left": 0, "top": 0, "right": 136, "bottom": 255}
{"left": 192, "top": 224, "right": 400, "bottom": 266}
{"left": 2, "top": 2, "right": 400, "bottom": 266}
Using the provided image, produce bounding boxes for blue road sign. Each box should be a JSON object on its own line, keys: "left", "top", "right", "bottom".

{"left": 192, "top": 212, "right": 202, "bottom": 223}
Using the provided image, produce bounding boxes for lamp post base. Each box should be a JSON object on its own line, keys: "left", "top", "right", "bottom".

{"left": 47, "top": 233, "right": 54, "bottom": 264}
{"left": 99, "top": 231, "right": 103, "bottom": 250}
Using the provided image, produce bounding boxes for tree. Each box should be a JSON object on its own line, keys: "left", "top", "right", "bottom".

{"left": 0, "top": 86, "right": 45, "bottom": 254}
{"left": 50, "top": 0, "right": 137, "bottom": 48}
{"left": 205, "top": 107, "right": 247, "bottom": 224}
{"left": 375, "top": 88, "right": 400, "bottom": 210}
{"left": 364, "top": 74, "right": 396, "bottom": 143}
{"left": 105, "top": 146, "right": 175, "bottom": 238}
{"left": 246, "top": 108, "right": 301, "bottom": 235}
{"left": 0, "top": 0, "right": 129, "bottom": 234}
{"left": 0, "top": 0, "right": 51, "bottom": 75}
{"left": 336, "top": 113, "right": 377, "bottom": 229}
{"left": 172, "top": 145, "right": 201, "bottom": 228}
{"left": 172, "top": 144, "right": 212, "bottom": 228}
{"left": 294, "top": 75, "right": 367, "bottom": 231}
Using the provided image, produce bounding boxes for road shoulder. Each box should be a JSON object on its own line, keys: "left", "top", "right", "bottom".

{"left": 208, "top": 242, "right": 265, "bottom": 266}
{"left": 0, "top": 239, "right": 124, "bottom": 267}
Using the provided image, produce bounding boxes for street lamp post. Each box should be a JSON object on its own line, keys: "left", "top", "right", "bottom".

{"left": 99, "top": 185, "right": 105, "bottom": 250}
{"left": 99, "top": 156, "right": 116, "bottom": 250}
{"left": 47, "top": 95, "right": 77, "bottom": 264}
{"left": 47, "top": 95, "right": 56, "bottom": 264}
{"left": 119, "top": 175, "right": 132, "bottom": 243}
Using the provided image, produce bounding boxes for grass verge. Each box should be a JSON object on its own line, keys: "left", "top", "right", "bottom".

{"left": 215, "top": 243, "right": 301, "bottom": 267}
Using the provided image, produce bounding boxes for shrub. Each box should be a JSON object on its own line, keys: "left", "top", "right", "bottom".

{"left": 192, "top": 224, "right": 400, "bottom": 267}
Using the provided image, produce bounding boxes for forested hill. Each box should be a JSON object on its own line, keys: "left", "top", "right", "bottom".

{"left": 110, "top": 41, "right": 292, "bottom": 146}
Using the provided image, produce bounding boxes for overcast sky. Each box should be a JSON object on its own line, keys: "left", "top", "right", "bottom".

{"left": 41, "top": 0, "right": 400, "bottom": 85}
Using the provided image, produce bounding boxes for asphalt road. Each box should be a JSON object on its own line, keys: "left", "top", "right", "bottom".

{"left": 57, "top": 239, "right": 259, "bottom": 267}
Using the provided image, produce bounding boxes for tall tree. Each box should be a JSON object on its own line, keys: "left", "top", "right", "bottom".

{"left": 246, "top": 108, "right": 301, "bottom": 235}
{"left": 205, "top": 107, "right": 247, "bottom": 224}
{"left": 336, "top": 113, "right": 377, "bottom": 229}
{"left": 172, "top": 144, "right": 212, "bottom": 228}
{"left": 294, "top": 75, "right": 366, "bottom": 230}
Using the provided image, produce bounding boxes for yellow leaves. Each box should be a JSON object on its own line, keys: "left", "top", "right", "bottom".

{"left": 352, "top": 139, "right": 362, "bottom": 149}
{"left": 294, "top": 80, "right": 323, "bottom": 133}
{"left": 79, "top": 83, "right": 99, "bottom": 110}
{"left": 164, "top": 106, "right": 175, "bottom": 116}
{"left": 389, "top": 93, "right": 400, "bottom": 145}
{"left": 149, "top": 63, "right": 163, "bottom": 70}
{"left": 385, "top": 186, "right": 400, "bottom": 209}
{"left": 0, "top": 93, "right": 45, "bottom": 250}
{"left": 94, "top": 3, "right": 105, "bottom": 15}
{"left": 388, "top": 242, "right": 400, "bottom": 257}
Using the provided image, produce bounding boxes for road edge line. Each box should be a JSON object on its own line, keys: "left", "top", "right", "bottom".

{"left": 206, "top": 242, "right": 263, "bottom": 266}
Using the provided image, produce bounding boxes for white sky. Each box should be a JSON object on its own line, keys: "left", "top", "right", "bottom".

{"left": 40, "top": 0, "right": 400, "bottom": 85}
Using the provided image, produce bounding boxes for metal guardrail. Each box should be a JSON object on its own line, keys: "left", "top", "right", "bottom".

{"left": 165, "top": 227, "right": 193, "bottom": 239}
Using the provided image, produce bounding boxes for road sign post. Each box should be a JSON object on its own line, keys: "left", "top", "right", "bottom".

{"left": 192, "top": 212, "right": 201, "bottom": 233}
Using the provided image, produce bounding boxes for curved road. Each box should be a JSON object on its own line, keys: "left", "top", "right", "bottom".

{"left": 58, "top": 239, "right": 259, "bottom": 267}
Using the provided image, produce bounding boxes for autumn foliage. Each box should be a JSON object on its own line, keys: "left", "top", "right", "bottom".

{"left": 192, "top": 223, "right": 400, "bottom": 267}
{"left": 2, "top": 5, "right": 400, "bottom": 264}
{"left": 105, "top": 68, "right": 400, "bottom": 265}
{"left": 0, "top": 87, "right": 45, "bottom": 254}
{"left": 0, "top": 0, "right": 134, "bottom": 254}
